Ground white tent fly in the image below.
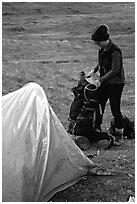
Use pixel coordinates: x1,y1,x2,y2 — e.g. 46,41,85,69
2,82,98,202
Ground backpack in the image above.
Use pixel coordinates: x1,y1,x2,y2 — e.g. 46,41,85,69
70,75,114,148
73,100,114,148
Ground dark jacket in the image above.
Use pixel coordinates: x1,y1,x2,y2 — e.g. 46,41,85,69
94,40,125,85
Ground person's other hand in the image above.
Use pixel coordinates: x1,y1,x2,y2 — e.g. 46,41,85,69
94,79,101,87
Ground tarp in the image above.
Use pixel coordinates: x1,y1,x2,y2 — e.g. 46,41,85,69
2,82,97,202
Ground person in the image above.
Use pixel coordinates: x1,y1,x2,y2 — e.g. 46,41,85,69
86,24,125,145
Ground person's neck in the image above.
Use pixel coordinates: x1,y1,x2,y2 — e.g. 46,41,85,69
104,40,110,50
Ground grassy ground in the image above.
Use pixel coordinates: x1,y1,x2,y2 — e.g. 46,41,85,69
2,2,135,202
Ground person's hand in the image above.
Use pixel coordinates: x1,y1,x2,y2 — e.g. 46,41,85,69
85,75,91,78
85,69,94,78
93,79,101,87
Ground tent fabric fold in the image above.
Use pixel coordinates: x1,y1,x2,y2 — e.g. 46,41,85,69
2,82,97,202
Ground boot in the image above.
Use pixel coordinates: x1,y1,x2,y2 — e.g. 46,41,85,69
115,128,124,140
113,128,124,146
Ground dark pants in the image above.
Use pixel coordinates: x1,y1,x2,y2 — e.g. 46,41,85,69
97,84,124,129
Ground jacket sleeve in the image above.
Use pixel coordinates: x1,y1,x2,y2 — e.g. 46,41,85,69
99,50,121,83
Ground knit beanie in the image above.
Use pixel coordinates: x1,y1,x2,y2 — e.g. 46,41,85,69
91,24,109,42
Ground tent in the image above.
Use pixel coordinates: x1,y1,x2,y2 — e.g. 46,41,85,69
2,82,97,202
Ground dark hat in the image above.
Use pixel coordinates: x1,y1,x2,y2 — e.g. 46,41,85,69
91,24,109,42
